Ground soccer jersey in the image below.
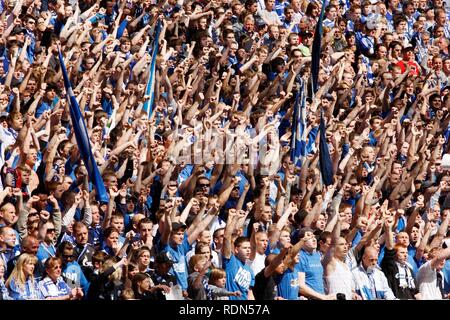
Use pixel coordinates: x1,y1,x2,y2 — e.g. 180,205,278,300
38,276,71,298
274,266,300,300
223,254,255,300
163,234,190,290
297,250,325,294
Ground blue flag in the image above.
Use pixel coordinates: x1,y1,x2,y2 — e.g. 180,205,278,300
311,0,326,94
290,81,307,168
58,49,109,203
142,20,162,118
319,111,333,186
311,1,333,185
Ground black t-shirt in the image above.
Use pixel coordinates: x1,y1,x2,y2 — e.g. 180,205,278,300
253,269,276,300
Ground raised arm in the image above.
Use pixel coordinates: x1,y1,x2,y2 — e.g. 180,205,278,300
222,208,238,259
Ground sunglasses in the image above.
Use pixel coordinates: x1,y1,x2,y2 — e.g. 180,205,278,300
63,254,74,259
198,183,210,187
46,228,56,233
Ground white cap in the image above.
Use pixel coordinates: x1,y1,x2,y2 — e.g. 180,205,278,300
441,153,450,169
366,18,378,30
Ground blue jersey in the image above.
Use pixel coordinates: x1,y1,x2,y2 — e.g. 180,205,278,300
297,250,324,294
8,278,43,300
38,276,71,298
223,254,255,300
163,234,190,290
275,266,300,300
444,259,450,294
62,261,90,294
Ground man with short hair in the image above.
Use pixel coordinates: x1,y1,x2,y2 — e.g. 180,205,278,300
416,246,450,299
296,227,335,300
149,251,177,300
36,221,58,264
0,203,18,228
136,217,154,249
381,219,420,299
352,246,396,300
73,222,96,275
222,208,255,299
160,203,218,294
0,226,20,267
247,230,269,275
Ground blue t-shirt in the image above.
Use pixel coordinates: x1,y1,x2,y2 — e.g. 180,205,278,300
296,250,324,294
444,259,450,294
223,254,255,300
62,261,90,295
163,234,190,290
275,266,300,300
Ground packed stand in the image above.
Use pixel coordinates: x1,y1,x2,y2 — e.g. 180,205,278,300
0,0,450,301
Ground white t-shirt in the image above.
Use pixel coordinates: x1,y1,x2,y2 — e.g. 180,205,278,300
258,10,282,26
186,248,221,269
246,252,266,275
416,261,443,300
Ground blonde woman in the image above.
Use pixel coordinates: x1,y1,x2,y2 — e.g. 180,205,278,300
6,253,43,300
0,259,12,300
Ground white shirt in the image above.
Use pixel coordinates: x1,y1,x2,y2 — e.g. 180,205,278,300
325,260,354,298
258,10,283,26
246,252,266,275
416,261,443,300
186,248,221,269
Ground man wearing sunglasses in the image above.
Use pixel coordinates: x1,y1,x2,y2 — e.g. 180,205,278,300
36,221,59,265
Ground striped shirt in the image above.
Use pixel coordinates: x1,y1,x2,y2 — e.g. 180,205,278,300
38,276,71,298
352,265,396,300
8,278,43,300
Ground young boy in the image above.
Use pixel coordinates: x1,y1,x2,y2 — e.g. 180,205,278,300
208,268,241,300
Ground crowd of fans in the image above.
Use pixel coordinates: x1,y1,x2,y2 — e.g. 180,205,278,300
0,0,450,301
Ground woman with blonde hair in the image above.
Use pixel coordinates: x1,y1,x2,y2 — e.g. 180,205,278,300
6,253,43,300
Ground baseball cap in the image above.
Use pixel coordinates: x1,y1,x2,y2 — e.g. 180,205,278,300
155,251,174,264
0,112,9,119
402,44,414,53
366,18,377,30
11,26,26,35
172,222,187,232
441,154,450,170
